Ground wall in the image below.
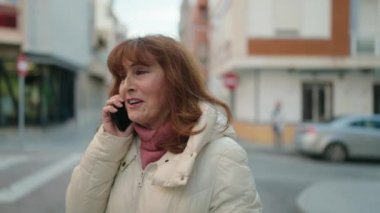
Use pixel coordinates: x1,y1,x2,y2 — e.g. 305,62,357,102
247,0,331,39
24,0,92,68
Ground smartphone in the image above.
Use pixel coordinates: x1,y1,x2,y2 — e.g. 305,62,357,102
110,103,131,131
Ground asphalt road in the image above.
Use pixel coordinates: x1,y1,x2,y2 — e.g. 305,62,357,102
244,143,380,213
0,141,379,213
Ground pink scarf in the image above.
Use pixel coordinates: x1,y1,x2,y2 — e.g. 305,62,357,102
134,122,173,169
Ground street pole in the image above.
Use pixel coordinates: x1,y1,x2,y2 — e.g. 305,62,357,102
18,75,25,149
230,89,235,117
17,53,28,150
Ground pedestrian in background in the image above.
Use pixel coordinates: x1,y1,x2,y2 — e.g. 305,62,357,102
66,35,262,213
271,101,285,149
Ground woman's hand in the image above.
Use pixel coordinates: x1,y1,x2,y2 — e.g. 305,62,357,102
102,95,133,137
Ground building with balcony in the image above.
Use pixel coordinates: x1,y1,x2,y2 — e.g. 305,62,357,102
205,0,380,143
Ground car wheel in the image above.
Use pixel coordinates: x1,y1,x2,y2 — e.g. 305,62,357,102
323,144,347,162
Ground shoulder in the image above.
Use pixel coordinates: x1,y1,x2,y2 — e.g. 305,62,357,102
204,138,263,212
202,137,248,165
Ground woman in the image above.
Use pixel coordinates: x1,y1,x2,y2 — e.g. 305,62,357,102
66,35,262,213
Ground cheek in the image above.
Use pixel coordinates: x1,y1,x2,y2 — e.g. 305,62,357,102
118,81,126,95
155,90,168,112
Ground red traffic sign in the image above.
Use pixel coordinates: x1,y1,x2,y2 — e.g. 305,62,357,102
17,53,29,77
222,71,239,90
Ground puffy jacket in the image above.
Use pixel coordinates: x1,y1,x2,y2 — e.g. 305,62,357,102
66,102,262,213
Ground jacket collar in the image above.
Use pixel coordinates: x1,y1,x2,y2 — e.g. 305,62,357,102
151,102,235,187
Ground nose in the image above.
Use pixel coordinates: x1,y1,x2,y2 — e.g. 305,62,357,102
119,76,135,96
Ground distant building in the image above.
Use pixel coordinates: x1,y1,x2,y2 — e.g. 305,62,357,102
182,0,380,143
179,0,209,80
0,0,125,127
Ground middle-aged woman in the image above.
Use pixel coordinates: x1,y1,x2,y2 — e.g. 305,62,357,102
66,35,262,213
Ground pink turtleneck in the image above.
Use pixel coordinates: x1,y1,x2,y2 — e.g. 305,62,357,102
133,122,173,169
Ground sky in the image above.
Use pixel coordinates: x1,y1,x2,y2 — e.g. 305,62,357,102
113,0,183,39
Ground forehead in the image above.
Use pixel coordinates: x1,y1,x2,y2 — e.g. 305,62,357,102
125,44,156,63
122,58,158,69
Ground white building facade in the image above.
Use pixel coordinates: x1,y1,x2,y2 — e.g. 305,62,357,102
208,0,380,143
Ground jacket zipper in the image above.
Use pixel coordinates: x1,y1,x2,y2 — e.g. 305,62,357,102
135,153,147,213
138,170,146,188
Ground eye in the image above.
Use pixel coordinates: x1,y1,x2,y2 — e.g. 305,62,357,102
135,69,148,75
133,66,149,75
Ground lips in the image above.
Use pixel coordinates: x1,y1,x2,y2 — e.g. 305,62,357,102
126,98,143,106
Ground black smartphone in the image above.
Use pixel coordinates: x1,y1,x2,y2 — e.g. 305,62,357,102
110,103,131,131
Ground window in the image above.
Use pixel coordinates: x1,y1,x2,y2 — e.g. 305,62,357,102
352,0,380,55
374,84,380,114
0,8,17,29
302,82,333,122
350,120,365,128
273,0,301,37
350,119,380,130
367,120,380,130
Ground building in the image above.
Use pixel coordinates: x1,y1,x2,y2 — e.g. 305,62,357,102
179,0,209,80
0,0,125,127
204,0,380,143
79,0,126,125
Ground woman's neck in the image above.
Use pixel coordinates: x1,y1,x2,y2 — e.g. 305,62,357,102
134,121,174,169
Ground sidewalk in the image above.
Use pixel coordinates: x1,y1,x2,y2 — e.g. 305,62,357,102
296,180,380,213
0,110,101,153
240,141,380,213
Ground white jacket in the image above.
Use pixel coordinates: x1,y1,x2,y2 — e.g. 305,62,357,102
66,103,262,213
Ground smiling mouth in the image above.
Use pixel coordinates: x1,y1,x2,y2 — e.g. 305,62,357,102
127,99,143,105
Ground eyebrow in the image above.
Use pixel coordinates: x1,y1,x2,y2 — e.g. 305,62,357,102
130,64,149,69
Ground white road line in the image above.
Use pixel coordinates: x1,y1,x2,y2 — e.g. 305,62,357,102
0,156,28,171
0,153,80,203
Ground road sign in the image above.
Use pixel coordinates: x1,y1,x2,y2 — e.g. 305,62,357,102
222,71,239,90
17,53,29,77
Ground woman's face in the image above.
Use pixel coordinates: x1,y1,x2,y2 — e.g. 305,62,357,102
119,59,169,129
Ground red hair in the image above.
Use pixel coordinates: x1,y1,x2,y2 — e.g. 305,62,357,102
107,35,231,153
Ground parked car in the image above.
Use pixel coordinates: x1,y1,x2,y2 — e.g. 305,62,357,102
295,115,380,162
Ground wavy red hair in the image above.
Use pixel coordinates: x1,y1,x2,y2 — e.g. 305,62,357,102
107,35,231,153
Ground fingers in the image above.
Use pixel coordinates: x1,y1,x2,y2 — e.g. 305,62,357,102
102,95,125,120
102,95,126,135
102,105,118,114
105,95,124,108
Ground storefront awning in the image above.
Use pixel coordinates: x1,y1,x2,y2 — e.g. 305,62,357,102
24,52,81,72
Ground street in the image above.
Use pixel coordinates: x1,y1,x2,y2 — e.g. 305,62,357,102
1,125,380,213
0,151,79,213
244,144,380,213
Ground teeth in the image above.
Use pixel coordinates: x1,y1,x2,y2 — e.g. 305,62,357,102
128,99,140,104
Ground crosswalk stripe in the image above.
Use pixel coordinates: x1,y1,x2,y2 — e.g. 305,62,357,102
0,156,28,171
0,153,81,203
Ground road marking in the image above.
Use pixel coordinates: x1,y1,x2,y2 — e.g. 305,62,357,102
0,156,28,171
0,153,80,203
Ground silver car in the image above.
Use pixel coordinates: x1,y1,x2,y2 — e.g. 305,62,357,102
295,115,380,162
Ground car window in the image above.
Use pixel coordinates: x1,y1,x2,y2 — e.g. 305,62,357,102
349,120,365,128
349,119,380,130
367,120,380,130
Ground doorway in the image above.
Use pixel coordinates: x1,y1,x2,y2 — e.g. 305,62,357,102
374,84,380,114
302,82,333,122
